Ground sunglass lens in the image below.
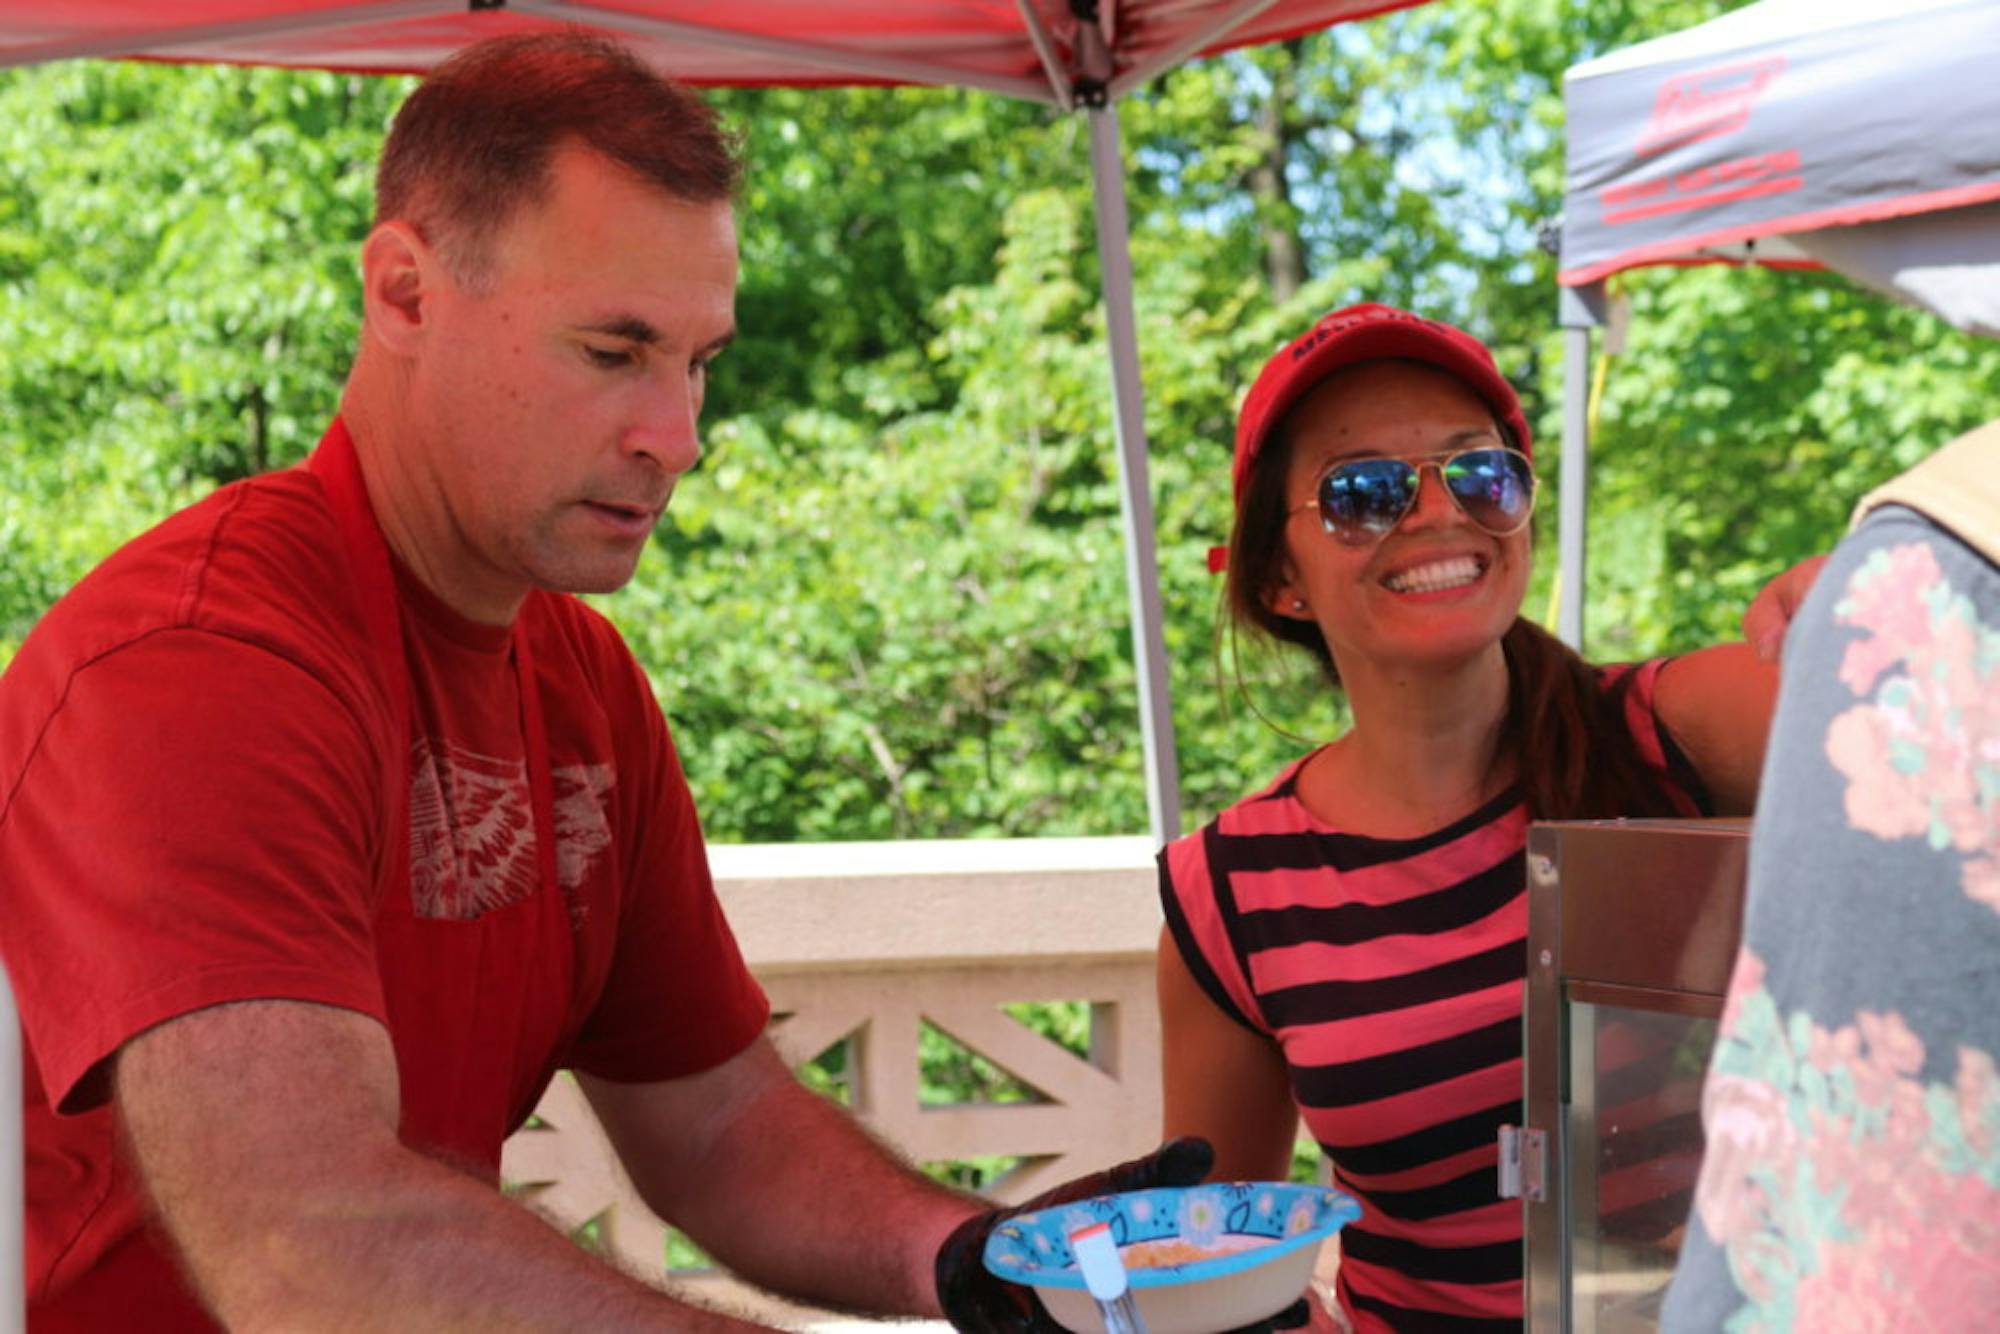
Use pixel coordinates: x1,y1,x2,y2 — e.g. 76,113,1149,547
1443,449,1535,535
1319,459,1418,544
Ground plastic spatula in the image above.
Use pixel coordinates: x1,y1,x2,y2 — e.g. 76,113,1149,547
1069,1221,1149,1334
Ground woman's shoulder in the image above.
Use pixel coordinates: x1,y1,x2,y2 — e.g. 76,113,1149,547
1586,654,1668,692
1210,751,1322,832
1161,752,1321,876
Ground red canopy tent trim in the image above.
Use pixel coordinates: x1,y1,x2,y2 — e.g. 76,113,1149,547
0,0,1426,101
1561,179,2000,290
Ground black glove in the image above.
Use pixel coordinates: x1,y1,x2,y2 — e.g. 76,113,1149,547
934,1136,1312,1333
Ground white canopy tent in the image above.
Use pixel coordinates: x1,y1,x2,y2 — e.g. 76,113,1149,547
1552,0,2000,646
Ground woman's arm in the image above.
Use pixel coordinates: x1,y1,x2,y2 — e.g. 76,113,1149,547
1156,924,1301,1183
1742,554,1830,661
1655,554,1828,813
1653,641,1782,816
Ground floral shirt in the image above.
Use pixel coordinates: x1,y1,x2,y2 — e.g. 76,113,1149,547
1661,500,2000,1330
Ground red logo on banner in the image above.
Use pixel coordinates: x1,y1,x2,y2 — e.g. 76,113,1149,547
1637,57,1787,156
1599,148,1803,225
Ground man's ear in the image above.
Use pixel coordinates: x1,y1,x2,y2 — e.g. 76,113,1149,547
360,220,439,357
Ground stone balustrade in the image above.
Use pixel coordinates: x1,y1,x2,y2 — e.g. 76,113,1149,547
500,836,1168,1321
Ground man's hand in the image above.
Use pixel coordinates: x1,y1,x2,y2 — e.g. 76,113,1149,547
1743,554,1829,661
934,1136,1309,1333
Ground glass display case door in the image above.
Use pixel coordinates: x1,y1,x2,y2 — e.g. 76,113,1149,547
1516,819,1750,1333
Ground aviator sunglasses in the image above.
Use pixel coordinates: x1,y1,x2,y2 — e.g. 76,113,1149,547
1291,445,1537,547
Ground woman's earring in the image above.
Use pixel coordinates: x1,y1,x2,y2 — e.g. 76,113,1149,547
1291,598,1308,612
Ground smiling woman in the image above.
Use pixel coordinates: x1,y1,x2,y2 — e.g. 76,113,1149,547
1154,302,1788,1333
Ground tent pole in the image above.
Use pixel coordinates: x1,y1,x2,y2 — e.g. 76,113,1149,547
1009,0,1077,109
1,964,19,1334
1556,280,1606,650
1086,100,1181,847
1108,0,1286,97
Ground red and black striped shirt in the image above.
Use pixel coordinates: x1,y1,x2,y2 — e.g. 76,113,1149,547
1159,660,1707,1331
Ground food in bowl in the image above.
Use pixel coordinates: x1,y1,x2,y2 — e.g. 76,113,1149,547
982,1182,1362,1334
1121,1235,1268,1268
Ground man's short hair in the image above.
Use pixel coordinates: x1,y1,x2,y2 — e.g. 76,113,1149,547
374,30,741,287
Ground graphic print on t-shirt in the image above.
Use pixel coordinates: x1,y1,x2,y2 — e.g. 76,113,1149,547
553,762,616,929
407,737,616,922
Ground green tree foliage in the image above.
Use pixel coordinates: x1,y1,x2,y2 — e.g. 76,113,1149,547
0,61,404,653
629,186,1162,838
5,0,1999,845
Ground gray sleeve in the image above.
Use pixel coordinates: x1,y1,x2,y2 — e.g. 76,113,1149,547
1661,506,2000,1331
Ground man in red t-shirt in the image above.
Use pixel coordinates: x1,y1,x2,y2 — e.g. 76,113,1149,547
0,33,1213,1333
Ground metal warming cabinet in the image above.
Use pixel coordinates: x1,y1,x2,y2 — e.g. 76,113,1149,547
1503,819,1751,1332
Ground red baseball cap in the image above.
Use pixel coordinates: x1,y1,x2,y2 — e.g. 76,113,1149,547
1230,303,1532,509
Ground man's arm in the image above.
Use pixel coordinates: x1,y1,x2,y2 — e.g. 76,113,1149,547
116,998,774,1332
578,1036,980,1318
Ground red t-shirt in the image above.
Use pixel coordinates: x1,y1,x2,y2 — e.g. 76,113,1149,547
0,421,770,1329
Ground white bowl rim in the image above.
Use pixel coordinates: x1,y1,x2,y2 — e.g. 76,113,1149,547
983,1182,1361,1291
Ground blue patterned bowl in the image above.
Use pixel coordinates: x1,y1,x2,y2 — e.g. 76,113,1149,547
982,1181,1362,1334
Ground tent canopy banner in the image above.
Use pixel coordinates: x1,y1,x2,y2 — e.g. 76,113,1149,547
1558,0,2000,289
1548,0,2000,650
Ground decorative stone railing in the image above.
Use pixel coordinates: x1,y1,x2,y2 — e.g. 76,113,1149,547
500,836,1167,1320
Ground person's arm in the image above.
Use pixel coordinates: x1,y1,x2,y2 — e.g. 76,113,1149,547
116,999,769,1332
578,1035,978,1318
1156,924,1298,1183
1741,554,1830,661
1651,641,1781,816
1651,556,1832,814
